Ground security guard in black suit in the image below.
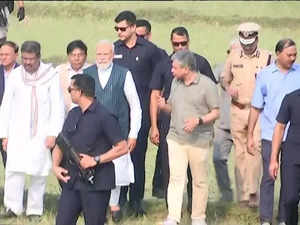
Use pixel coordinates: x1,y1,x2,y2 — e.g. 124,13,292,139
53,74,128,225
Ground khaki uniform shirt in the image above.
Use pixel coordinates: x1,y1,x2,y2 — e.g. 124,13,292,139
167,73,219,147
223,48,272,106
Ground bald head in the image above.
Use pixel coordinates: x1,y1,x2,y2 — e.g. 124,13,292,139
96,40,114,69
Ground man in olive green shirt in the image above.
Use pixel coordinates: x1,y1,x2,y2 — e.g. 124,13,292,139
158,50,219,225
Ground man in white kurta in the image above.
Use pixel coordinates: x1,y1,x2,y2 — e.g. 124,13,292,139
0,41,64,217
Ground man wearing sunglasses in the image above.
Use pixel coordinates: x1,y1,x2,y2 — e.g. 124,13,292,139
113,10,163,217
222,22,272,209
149,26,216,212
136,19,152,41
135,18,170,200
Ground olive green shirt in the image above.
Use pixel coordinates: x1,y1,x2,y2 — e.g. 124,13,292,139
167,73,219,147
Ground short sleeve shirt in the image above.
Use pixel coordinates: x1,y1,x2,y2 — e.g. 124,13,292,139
276,89,300,164
167,73,219,147
223,48,272,105
61,100,123,191
251,63,300,141
150,52,216,100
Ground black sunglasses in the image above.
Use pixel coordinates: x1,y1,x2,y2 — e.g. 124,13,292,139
114,26,129,32
172,41,188,47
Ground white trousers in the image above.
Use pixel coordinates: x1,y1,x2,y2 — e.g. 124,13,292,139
4,171,47,216
109,186,121,207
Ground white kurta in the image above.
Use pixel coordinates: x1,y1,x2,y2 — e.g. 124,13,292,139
0,62,65,176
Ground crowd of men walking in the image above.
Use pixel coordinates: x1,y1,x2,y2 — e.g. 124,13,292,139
0,5,299,225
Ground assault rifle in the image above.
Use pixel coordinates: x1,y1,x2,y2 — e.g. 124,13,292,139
56,133,95,185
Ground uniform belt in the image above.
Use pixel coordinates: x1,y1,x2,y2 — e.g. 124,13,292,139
231,100,250,109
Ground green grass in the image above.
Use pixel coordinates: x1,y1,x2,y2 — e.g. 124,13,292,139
7,1,300,66
0,1,296,224
0,142,283,225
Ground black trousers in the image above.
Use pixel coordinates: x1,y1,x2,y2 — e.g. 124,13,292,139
260,140,285,223
152,112,170,199
281,158,300,225
120,115,150,205
56,188,110,225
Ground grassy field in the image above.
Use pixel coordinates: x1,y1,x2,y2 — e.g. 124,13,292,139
0,1,298,224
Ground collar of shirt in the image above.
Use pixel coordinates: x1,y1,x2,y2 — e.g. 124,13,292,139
271,61,297,74
240,48,260,58
97,63,113,88
67,62,89,76
115,36,145,49
81,98,97,115
67,99,98,130
178,72,201,86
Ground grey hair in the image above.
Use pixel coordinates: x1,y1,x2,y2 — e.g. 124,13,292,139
21,41,41,58
171,50,197,72
96,39,114,53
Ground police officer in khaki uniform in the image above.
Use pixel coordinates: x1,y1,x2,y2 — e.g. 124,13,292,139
222,22,272,207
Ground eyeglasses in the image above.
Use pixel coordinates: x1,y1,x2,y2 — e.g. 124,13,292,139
114,26,129,32
172,41,188,47
68,86,79,93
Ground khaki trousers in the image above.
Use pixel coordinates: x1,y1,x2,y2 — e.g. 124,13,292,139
166,138,209,222
230,105,262,202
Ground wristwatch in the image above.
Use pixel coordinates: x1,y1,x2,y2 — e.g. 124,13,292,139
94,155,101,165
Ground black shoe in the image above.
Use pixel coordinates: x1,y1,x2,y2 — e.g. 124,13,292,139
1,209,17,218
111,210,122,223
27,215,41,222
152,188,165,199
132,201,146,217
187,200,192,214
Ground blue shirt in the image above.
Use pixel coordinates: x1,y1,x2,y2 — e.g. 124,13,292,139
61,100,123,191
251,63,300,141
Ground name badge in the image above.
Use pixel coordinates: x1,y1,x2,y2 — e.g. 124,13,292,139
114,54,123,59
